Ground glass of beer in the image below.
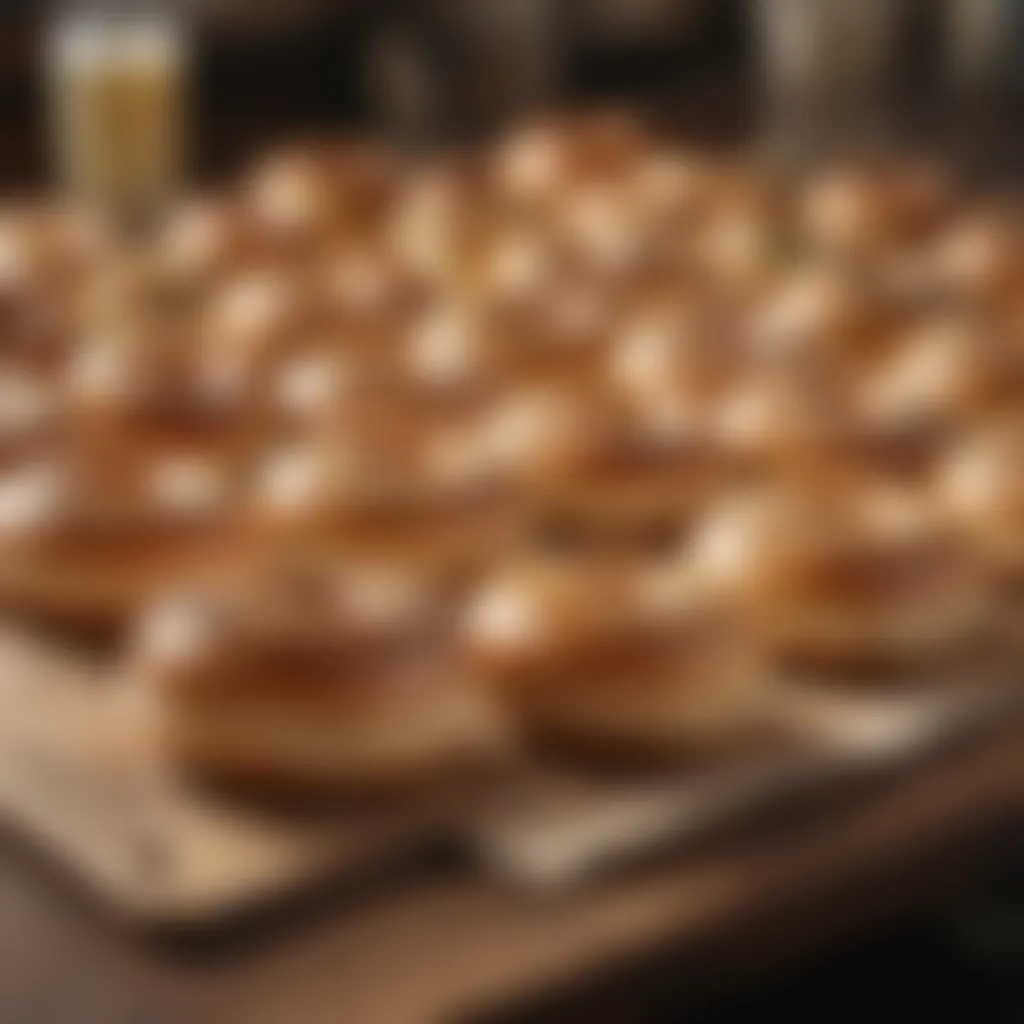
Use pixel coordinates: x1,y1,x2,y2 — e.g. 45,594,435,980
47,6,187,224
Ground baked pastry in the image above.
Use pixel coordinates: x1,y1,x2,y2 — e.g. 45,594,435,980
316,239,428,334
692,482,991,672
463,555,768,757
245,141,398,252
0,443,243,629
608,296,741,420
938,423,1024,587
252,399,513,578
931,208,1023,306
264,343,389,434
484,278,618,386
254,252,438,433
133,559,505,793
625,149,717,234
855,314,1017,463
800,162,952,260
200,265,319,387
746,265,891,378
940,424,1024,654
65,315,263,464
549,178,657,284
472,226,563,312
399,302,509,406
264,303,497,436
0,203,113,300
0,369,60,469
491,113,648,214
695,206,779,304
712,367,856,481
71,243,199,340
490,385,720,533
154,194,261,287
0,204,111,372
389,157,496,291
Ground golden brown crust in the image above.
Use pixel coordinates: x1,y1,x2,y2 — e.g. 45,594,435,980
462,557,768,752
136,559,506,792
0,440,246,625
692,484,990,668
162,703,504,797
938,424,1024,576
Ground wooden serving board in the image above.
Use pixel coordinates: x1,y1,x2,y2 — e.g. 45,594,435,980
0,624,1019,926
0,629,454,925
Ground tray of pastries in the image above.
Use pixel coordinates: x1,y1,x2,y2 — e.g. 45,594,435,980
0,113,1019,925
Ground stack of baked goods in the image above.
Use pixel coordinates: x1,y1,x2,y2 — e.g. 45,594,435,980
0,114,1019,794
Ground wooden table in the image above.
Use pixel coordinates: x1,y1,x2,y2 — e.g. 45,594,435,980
0,710,1021,1024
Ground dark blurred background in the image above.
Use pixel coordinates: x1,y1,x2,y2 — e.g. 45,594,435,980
5,0,749,185
10,0,1024,184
